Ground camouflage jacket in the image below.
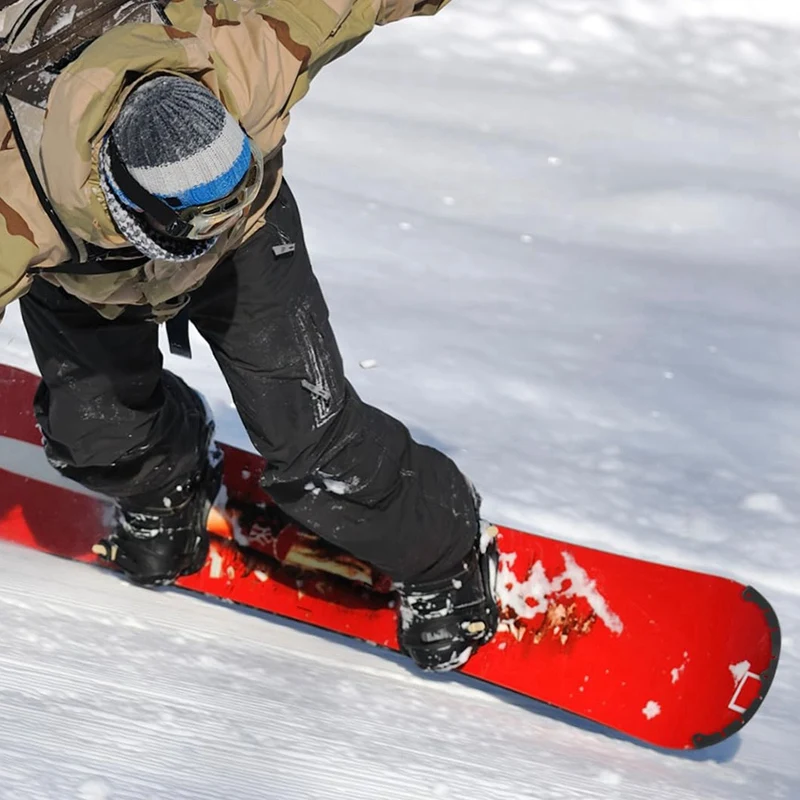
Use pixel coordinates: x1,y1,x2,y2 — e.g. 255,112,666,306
0,0,451,321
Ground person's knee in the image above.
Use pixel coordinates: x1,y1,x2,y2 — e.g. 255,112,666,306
255,382,358,482
259,392,410,511
35,372,211,502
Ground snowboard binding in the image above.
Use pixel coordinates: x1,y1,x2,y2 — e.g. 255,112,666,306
93,442,223,587
396,528,500,672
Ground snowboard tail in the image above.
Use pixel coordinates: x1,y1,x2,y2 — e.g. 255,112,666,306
0,363,781,751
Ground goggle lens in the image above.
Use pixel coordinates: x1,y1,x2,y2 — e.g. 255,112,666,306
182,143,265,240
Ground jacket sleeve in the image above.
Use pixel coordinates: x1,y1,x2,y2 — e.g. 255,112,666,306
163,0,453,145
377,0,453,25
306,0,454,75
300,0,454,74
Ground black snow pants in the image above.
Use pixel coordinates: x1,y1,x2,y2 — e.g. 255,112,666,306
18,181,478,583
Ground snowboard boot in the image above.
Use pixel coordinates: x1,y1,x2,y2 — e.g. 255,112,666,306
397,530,499,672
93,444,223,587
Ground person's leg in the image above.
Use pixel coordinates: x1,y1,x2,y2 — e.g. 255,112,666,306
191,181,497,670
19,278,217,582
189,181,480,585
190,184,478,581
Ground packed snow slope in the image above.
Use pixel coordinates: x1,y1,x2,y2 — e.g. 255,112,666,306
1,0,799,797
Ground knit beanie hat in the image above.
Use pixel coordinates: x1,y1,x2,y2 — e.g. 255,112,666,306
100,75,252,261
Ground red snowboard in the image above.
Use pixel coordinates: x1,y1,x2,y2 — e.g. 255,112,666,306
0,363,780,750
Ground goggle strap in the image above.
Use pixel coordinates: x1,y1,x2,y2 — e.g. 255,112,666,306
106,135,191,238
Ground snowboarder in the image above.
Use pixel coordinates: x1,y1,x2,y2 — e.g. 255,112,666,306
0,0,498,671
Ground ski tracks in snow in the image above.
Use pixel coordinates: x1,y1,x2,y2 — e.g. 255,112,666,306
0,541,796,800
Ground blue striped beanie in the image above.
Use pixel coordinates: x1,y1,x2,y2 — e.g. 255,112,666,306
108,75,251,212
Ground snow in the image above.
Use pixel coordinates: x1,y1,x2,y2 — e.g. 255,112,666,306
496,550,623,634
2,0,800,796
47,4,78,35
321,477,354,496
741,492,793,520
671,659,688,685
643,701,663,720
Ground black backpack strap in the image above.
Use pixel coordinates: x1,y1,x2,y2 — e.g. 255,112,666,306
1,92,80,263
27,255,148,275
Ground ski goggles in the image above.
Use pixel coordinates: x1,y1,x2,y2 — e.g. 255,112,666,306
106,134,265,241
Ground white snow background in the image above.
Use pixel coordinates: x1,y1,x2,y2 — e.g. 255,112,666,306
1,0,799,797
